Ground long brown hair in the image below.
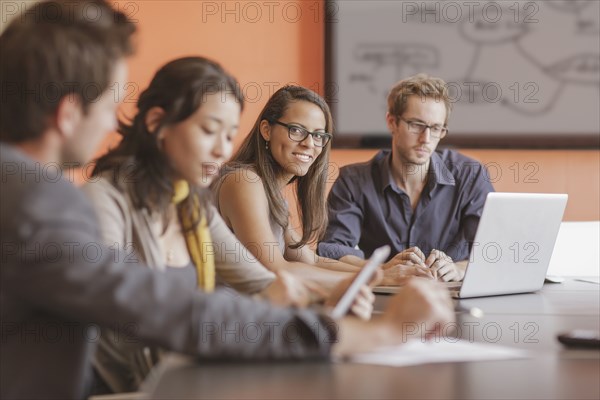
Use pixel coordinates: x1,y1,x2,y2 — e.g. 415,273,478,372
225,85,333,249
93,56,243,229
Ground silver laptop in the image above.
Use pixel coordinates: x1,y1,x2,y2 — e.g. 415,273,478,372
376,193,568,298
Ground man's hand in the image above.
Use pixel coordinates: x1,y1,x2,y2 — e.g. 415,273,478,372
380,247,435,284
425,249,465,282
382,278,455,340
382,247,427,270
330,277,454,358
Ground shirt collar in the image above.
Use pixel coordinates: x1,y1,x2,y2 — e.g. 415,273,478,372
429,151,456,187
378,150,455,194
378,150,401,194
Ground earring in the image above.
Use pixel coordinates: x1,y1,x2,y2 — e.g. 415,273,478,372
265,140,269,150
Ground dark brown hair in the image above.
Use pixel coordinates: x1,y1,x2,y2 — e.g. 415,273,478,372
0,0,136,142
225,85,333,249
93,56,244,229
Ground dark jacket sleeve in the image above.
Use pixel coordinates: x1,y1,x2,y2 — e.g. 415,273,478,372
317,168,365,260
2,178,336,360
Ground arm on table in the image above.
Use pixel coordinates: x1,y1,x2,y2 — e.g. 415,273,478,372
216,172,353,290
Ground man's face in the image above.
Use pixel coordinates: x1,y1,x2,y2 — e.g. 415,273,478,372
387,95,447,166
61,59,128,166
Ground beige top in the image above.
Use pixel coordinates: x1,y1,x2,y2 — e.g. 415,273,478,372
83,175,276,291
82,173,275,392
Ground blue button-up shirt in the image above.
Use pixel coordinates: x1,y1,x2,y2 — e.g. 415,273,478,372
318,149,494,262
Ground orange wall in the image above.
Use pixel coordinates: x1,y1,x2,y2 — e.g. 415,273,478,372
105,0,324,151
102,1,598,221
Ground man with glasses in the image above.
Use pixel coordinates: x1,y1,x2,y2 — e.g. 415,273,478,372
318,74,494,282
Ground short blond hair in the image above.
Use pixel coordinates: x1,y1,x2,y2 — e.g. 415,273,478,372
387,74,452,124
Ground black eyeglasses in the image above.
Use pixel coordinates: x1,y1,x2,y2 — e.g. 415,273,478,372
273,120,332,148
398,117,448,139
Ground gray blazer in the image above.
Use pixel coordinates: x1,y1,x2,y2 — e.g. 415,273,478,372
0,144,336,400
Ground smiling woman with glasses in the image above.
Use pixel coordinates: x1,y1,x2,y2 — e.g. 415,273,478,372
212,85,410,291
212,86,357,283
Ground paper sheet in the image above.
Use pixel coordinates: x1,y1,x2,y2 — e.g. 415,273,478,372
347,339,528,367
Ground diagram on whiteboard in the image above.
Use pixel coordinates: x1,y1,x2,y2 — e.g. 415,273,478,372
332,0,600,136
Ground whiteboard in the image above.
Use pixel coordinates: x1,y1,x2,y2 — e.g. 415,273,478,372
326,0,600,147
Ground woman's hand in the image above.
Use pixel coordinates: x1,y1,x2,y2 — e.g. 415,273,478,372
259,271,327,307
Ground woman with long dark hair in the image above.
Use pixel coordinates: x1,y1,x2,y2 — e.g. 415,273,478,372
214,86,411,288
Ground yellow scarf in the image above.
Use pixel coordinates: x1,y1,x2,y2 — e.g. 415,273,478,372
172,180,215,292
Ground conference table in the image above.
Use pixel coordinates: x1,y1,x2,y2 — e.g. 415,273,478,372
144,279,599,399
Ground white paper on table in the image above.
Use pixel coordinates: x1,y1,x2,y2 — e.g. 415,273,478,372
346,339,529,367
